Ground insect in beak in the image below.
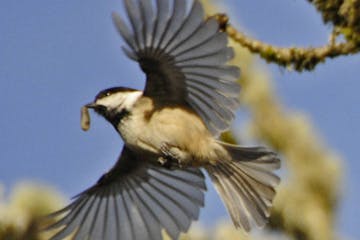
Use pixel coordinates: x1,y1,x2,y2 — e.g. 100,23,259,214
81,105,92,131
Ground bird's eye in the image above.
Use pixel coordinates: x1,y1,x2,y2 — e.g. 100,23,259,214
106,92,111,96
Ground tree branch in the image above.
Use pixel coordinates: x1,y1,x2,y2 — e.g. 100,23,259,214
308,0,360,42
211,4,360,72
226,25,358,71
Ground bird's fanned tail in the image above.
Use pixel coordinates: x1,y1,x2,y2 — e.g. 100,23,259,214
205,142,280,231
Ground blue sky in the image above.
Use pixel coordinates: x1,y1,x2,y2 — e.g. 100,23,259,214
1,0,359,238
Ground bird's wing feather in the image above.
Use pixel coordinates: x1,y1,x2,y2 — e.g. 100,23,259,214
112,0,240,136
45,146,206,240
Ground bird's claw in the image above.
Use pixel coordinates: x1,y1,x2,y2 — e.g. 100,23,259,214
158,143,183,169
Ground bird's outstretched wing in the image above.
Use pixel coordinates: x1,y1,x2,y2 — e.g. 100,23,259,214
46,146,206,240
113,0,240,136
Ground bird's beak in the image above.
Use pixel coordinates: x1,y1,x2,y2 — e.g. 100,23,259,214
85,102,97,109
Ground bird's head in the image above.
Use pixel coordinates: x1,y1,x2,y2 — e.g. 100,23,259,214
85,87,142,126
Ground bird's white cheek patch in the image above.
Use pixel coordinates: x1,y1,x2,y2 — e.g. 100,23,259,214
95,91,142,110
81,106,91,131
122,91,143,109
96,94,125,109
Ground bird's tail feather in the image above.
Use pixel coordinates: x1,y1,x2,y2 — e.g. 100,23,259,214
205,142,280,231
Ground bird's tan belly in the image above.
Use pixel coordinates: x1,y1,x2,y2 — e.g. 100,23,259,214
118,106,219,166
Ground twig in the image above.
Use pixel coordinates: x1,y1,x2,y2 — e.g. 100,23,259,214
210,12,360,71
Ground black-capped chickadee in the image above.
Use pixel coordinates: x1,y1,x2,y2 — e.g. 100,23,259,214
46,0,280,239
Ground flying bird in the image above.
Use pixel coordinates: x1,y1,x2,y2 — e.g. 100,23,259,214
45,0,280,239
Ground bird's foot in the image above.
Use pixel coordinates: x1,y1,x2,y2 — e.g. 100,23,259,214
158,143,184,169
